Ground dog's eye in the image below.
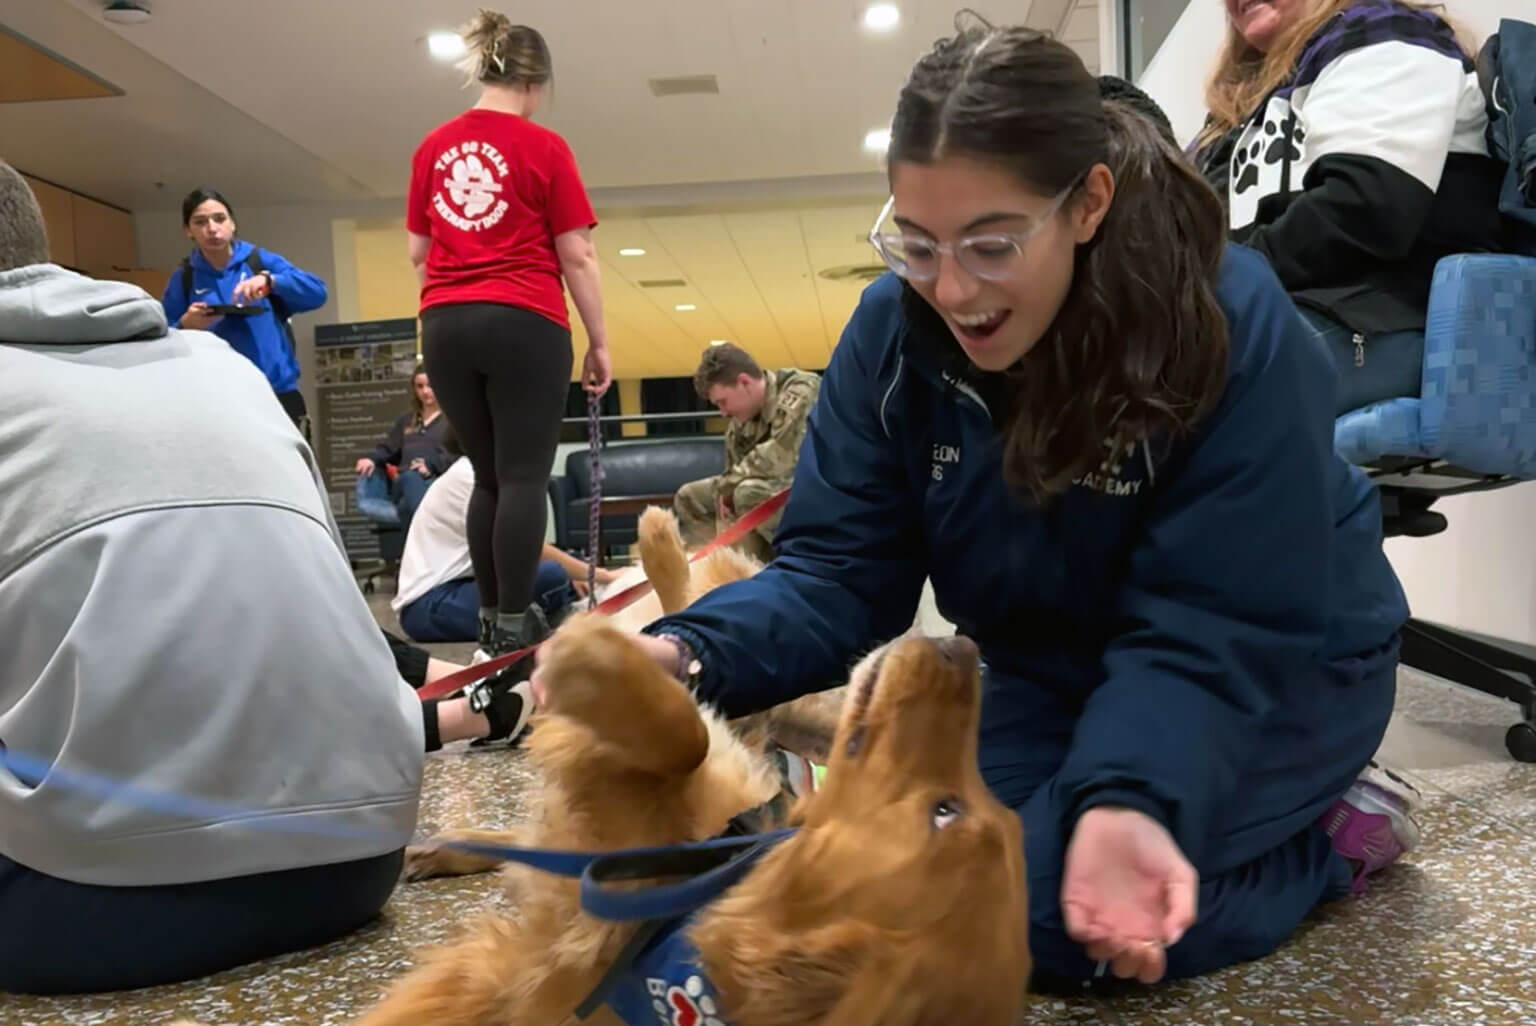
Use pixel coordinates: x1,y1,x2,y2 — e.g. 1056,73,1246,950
932,798,964,830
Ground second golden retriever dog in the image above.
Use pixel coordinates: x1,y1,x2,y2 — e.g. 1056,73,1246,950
178,614,1030,1026
626,506,848,755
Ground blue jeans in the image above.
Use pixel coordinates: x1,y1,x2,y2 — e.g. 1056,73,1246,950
355,469,432,536
399,559,576,643
1297,307,1424,417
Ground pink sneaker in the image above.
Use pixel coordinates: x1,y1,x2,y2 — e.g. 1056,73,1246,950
774,747,826,799
1319,761,1422,895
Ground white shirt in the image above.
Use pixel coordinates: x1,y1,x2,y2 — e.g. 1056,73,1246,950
392,455,475,612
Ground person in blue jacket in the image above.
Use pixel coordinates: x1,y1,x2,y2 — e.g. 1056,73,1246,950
160,187,328,432
620,21,1421,992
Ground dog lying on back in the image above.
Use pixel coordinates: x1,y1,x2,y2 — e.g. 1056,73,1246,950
402,506,842,882
178,614,1030,1026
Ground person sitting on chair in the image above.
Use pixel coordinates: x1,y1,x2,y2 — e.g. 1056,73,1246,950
354,364,453,537
673,343,820,562
1191,0,1505,416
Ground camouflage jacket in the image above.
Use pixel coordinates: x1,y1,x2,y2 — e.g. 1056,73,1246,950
719,368,822,494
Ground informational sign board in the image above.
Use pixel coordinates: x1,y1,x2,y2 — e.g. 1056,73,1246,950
313,317,420,562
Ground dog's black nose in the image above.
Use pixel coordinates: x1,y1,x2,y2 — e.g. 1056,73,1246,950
936,634,979,670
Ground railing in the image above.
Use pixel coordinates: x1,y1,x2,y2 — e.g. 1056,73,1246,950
558,411,718,425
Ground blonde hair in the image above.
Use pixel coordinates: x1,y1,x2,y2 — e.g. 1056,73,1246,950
1199,0,1467,150
457,9,552,89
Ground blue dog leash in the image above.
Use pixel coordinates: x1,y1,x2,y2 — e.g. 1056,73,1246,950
437,828,796,923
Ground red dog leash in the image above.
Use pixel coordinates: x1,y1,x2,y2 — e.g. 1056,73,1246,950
414,477,788,703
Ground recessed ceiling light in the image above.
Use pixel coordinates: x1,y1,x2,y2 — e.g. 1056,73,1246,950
675,304,697,312
427,32,466,60
863,3,900,31
863,128,891,153
102,1,152,25
618,247,646,257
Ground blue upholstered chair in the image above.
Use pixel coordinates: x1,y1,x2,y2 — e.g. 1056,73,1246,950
1334,254,1536,761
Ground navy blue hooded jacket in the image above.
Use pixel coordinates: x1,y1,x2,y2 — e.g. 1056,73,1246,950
647,244,1408,865
159,240,327,394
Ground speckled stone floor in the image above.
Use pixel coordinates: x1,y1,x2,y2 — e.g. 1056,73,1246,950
5,584,1535,1026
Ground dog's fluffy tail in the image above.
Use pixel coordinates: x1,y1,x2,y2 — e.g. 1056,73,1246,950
637,506,692,615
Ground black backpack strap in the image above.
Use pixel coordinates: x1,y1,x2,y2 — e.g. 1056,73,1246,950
179,257,193,308
244,248,301,366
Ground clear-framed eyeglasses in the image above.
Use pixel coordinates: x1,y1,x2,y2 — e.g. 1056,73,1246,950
866,181,1079,284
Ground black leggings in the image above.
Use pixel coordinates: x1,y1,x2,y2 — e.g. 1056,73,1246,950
0,848,402,994
421,303,572,616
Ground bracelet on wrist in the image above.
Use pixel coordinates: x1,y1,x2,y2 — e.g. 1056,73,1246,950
658,633,701,688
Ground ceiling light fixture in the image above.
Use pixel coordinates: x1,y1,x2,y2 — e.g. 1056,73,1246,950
710,339,729,346
618,247,646,257
427,32,466,60
863,128,891,153
102,1,153,25
862,3,900,31
675,304,697,312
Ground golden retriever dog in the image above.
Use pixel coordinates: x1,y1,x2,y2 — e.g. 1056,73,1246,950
177,614,1029,1026
402,506,840,883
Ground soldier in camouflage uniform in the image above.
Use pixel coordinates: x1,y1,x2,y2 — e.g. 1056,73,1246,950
674,343,821,562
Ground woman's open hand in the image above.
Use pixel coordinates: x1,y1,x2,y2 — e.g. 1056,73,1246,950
1061,805,1198,984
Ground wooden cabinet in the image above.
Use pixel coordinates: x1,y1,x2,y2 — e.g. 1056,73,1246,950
107,267,175,297
70,193,136,275
16,172,171,295
21,174,76,267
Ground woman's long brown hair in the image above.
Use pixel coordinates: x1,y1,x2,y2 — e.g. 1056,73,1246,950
890,17,1230,503
1200,0,1468,149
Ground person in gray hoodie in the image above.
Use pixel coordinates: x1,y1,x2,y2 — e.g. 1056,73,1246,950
0,162,528,995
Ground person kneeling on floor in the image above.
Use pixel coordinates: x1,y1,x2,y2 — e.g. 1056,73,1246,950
673,343,820,561
627,23,1422,995
0,161,528,997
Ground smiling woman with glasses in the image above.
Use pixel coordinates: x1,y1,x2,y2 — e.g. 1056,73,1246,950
868,180,1080,285
626,14,1415,1000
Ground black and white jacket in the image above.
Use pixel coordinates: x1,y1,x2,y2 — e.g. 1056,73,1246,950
1195,0,1506,336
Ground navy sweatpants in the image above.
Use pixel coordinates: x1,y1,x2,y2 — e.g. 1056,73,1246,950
0,849,403,994
982,639,1398,987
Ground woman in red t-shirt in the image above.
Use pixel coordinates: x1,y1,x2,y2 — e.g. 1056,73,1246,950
407,11,611,669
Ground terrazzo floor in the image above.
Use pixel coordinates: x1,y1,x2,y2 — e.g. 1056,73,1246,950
5,585,1535,1026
